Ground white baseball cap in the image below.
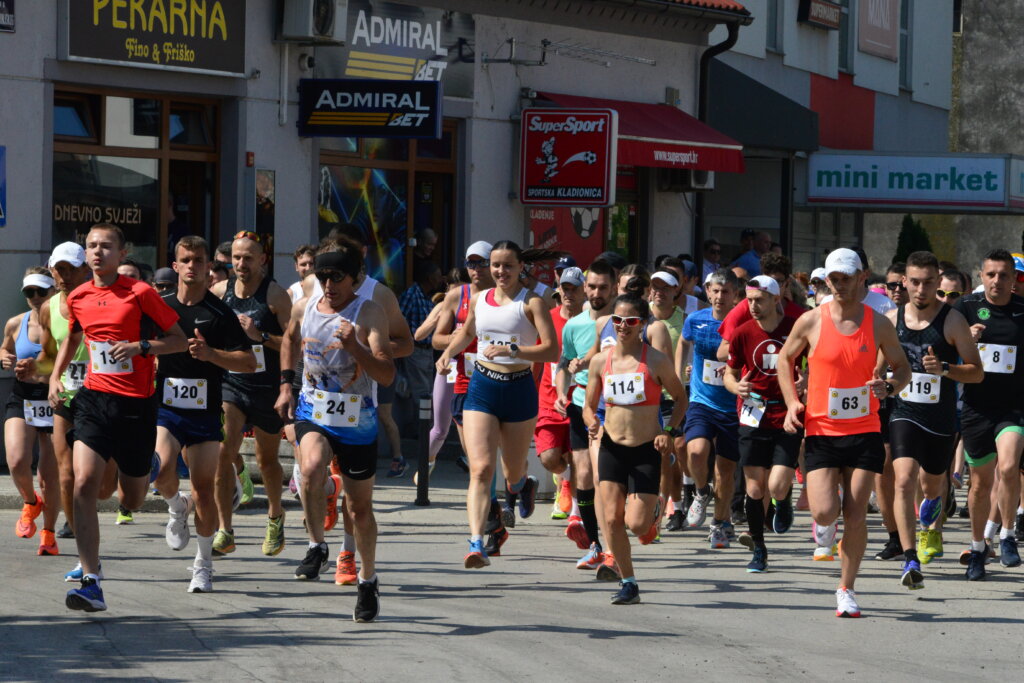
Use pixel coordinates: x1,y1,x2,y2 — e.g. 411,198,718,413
651,271,680,287
824,248,863,276
48,242,85,268
810,267,827,282
465,241,492,260
746,275,780,296
558,266,585,287
23,273,55,291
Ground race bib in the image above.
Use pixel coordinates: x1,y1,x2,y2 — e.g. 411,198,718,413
604,372,646,406
702,359,726,387
479,332,518,348
23,400,54,427
978,343,1016,374
230,344,266,374
89,340,131,374
162,378,208,410
447,359,457,384
63,361,87,391
827,386,870,419
464,352,476,377
312,390,361,428
899,372,941,404
739,396,766,427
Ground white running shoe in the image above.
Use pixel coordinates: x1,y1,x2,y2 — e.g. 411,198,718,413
687,491,712,528
835,587,860,618
165,494,194,551
813,544,837,561
188,562,214,593
812,520,837,548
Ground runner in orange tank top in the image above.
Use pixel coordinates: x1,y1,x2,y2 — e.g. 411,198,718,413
777,248,911,619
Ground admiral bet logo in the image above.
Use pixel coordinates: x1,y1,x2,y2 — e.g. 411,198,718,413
298,79,441,139
520,109,618,207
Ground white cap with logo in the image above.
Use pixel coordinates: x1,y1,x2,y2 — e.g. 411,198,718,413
746,275,780,296
48,242,86,268
465,241,492,260
810,267,827,282
824,248,863,276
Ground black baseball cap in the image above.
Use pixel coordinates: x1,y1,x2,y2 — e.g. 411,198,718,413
555,255,577,272
594,251,628,271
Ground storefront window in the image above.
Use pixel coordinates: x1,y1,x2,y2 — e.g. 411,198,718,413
54,96,96,139
417,130,453,160
362,138,409,162
104,97,160,149
320,137,359,154
170,105,215,147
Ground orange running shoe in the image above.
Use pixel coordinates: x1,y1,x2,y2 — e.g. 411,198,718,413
37,529,59,556
565,515,590,550
638,497,664,545
330,459,341,477
15,493,43,538
334,550,358,585
324,474,341,532
557,479,572,514
596,553,620,582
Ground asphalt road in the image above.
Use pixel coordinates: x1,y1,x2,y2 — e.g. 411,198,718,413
1,469,1022,682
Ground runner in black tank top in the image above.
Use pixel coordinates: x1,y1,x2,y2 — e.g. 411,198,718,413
885,252,983,590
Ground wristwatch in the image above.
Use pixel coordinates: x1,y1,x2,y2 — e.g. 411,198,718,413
884,381,895,396
139,340,151,358
509,343,520,359
941,361,951,377
261,331,270,342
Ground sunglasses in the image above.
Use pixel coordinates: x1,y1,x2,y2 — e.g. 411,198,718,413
155,282,175,290
314,269,347,283
885,282,907,291
937,289,963,299
22,287,49,298
233,230,260,242
464,259,490,269
611,315,643,327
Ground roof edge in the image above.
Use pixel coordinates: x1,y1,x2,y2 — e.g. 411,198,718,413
602,0,754,26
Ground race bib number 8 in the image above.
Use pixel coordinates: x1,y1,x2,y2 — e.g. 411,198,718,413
312,390,361,428
978,344,1016,374
739,397,766,427
89,341,131,374
63,361,87,391
899,372,941,404
163,378,208,410
23,400,54,427
604,372,646,406
827,386,870,419
702,360,726,387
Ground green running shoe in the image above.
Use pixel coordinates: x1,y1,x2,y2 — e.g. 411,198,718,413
262,512,286,556
238,463,255,506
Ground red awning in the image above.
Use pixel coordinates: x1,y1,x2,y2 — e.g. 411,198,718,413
537,92,745,173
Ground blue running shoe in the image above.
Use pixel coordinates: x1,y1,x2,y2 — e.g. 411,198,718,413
919,497,942,527
64,563,103,583
900,559,924,590
66,578,106,612
1000,537,1022,568
517,475,538,519
464,539,490,569
720,520,736,540
772,495,794,534
386,456,408,478
611,580,640,605
747,546,768,573
176,453,190,479
965,550,986,581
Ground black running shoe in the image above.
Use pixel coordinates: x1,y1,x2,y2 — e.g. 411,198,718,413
57,522,75,539
455,455,470,473
965,549,986,581
484,527,509,556
518,475,538,519
485,500,502,534
772,495,794,534
611,580,640,605
295,543,329,580
1017,513,1024,542
354,577,380,623
665,510,686,532
875,537,903,561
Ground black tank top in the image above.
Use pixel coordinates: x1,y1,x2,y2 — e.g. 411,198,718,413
892,304,958,434
222,275,283,387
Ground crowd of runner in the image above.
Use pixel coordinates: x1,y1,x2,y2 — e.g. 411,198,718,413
4,221,1024,619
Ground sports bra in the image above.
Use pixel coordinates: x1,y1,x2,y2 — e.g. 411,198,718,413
602,345,661,407
14,311,42,360
474,287,538,366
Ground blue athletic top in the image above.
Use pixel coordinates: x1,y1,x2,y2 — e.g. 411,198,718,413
682,307,733,413
15,312,42,360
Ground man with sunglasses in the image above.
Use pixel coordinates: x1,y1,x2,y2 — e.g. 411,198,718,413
885,263,910,307
210,231,292,558
702,239,722,281
954,249,1024,578
276,241,394,622
937,270,968,305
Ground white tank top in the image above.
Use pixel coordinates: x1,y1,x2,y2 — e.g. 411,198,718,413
299,293,378,408
474,287,538,366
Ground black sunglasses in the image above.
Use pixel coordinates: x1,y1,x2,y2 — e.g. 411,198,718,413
22,287,49,298
465,259,490,269
937,289,962,299
315,269,347,283
885,282,907,291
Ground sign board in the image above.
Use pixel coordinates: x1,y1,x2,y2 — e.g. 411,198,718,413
797,0,842,30
1008,158,1024,209
61,0,246,76
858,0,899,61
807,153,1007,209
297,79,442,138
0,0,14,33
0,146,6,227
519,109,618,207
529,207,606,284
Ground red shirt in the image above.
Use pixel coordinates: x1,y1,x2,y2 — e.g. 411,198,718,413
725,314,800,430
719,297,806,342
454,285,478,395
67,275,180,398
536,305,571,427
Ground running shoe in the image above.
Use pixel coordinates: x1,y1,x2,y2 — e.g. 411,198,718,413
289,462,300,495
484,527,509,556
951,471,964,489
900,559,924,590
920,529,943,564
686,490,712,528
188,562,214,593
737,531,754,551
577,543,604,570
747,546,768,573
709,524,729,549
772,494,794,534
412,460,437,487
262,512,286,556
1000,537,1022,568
813,520,837,549
385,456,408,478
57,522,74,539
212,529,236,556
565,515,590,550
66,577,106,612
295,543,330,580
324,474,341,532
354,577,380,623
874,537,903,561
765,501,776,533
464,539,490,568
731,507,747,526
64,563,102,582
867,491,879,514
665,509,686,532
238,462,254,506
517,475,538,519
554,479,571,517
720,520,736,539
945,487,957,518
638,497,664,545
965,549,986,581
37,529,59,556
813,544,838,561
1017,512,1024,542
115,505,134,525
919,496,943,528
15,493,43,538
501,504,516,530
835,587,860,618
335,550,358,586
596,554,620,582
550,500,567,520
610,580,640,605
681,486,695,519
455,455,470,473
165,494,194,551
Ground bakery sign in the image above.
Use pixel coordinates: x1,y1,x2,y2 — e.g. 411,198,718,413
519,109,618,207
59,0,246,76
797,0,842,30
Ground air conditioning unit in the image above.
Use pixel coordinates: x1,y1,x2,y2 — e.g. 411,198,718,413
656,168,716,192
281,0,347,44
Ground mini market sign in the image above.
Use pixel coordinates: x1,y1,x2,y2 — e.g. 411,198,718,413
807,152,1024,213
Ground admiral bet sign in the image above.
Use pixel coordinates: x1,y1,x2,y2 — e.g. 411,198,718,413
297,79,441,139
520,109,618,207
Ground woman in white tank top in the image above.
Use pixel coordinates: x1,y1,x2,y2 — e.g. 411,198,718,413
436,240,560,568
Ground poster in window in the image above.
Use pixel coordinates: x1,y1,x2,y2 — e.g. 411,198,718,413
858,0,899,61
529,207,606,286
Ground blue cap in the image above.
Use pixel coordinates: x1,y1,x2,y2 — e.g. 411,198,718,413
555,255,577,271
